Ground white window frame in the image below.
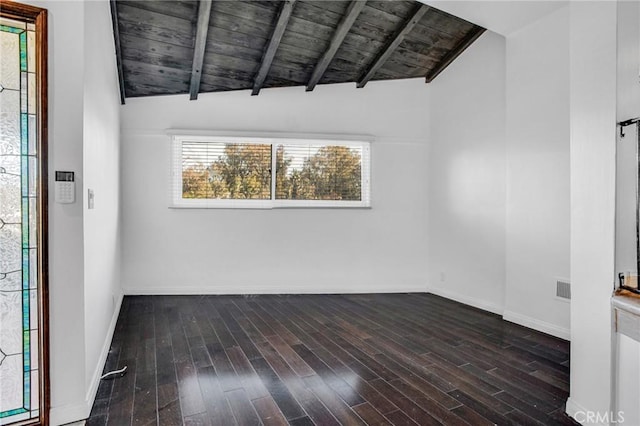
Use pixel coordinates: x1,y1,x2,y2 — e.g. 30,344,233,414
170,133,371,209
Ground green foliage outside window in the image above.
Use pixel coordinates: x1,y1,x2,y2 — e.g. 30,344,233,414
182,143,362,201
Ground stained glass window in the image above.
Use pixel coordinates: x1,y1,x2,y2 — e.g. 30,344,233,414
0,15,40,425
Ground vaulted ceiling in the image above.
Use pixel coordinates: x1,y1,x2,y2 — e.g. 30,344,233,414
110,0,485,102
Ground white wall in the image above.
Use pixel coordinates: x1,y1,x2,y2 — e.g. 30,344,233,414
566,1,617,423
26,1,88,423
120,79,430,294
421,0,568,38
17,1,122,424
504,6,570,339
427,7,573,341
426,32,506,314
82,0,122,412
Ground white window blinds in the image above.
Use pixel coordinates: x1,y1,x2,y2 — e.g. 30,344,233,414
171,135,371,208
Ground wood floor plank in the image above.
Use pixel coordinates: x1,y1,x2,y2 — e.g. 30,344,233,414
226,345,270,400
174,359,206,419
288,417,316,426
196,365,236,425
155,301,183,425
254,340,341,426
206,341,239,392
252,396,289,426
352,402,391,425
493,390,561,425
447,388,514,425
250,357,307,421
450,404,496,426
132,337,158,425
89,294,575,426
225,388,261,425
383,409,420,425
292,343,366,407
105,358,137,426
368,379,442,426
460,364,558,414
387,379,466,426
302,375,366,425
531,368,571,392
156,382,183,426
248,301,301,346
182,412,210,426
265,334,316,377
372,353,461,409
308,332,380,382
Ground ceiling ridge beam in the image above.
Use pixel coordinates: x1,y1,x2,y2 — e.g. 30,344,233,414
252,0,297,96
109,0,126,104
356,3,429,89
306,0,367,92
189,0,212,100
425,26,485,83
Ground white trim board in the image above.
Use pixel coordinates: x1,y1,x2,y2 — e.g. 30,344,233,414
49,401,88,426
503,309,570,340
123,285,428,296
427,286,570,341
426,287,504,316
565,397,609,426
51,291,124,426
85,290,124,408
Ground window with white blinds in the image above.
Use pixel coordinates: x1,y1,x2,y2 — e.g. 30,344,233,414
171,135,371,208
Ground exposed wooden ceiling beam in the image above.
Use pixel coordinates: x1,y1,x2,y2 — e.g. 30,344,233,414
356,4,429,89
109,0,126,104
189,0,212,100
306,0,366,92
425,26,485,83
252,0,296,96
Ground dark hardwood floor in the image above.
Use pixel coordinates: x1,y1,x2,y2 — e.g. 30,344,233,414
87,293,578,426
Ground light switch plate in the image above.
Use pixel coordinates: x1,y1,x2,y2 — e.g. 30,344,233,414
87,188,95,209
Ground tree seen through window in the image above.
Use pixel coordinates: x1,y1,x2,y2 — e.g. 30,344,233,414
181,142,363,201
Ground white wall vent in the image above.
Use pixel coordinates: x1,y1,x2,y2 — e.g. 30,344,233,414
556,280,571,300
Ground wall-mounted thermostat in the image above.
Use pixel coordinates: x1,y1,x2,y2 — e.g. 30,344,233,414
55,171,75,204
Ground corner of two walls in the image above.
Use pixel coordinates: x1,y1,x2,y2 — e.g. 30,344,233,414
80,0,123,423
427,9,571,340
427,31,507,316
46,1,123,422
503,6,571,340
30,0,121,423
567,1,617,421
39,0,87,423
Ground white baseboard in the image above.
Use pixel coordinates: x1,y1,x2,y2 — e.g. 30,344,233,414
426,286,504,316
565,397,609,426
85,289,124,406
565,398,585,424
49,401,89,426
503,309,570,340
51,291,124,426
427,287,570,340
123,284,428,295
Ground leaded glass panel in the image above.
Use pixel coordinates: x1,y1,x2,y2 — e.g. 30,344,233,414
0,17,40,425
0,31,20,90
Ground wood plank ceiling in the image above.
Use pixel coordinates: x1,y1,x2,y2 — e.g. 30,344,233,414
110,0,485,102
